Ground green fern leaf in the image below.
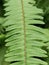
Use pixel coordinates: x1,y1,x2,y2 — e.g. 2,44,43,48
3,0,48,65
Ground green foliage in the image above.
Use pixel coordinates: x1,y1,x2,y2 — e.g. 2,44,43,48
0,46,9,65
35,0,49,28
0,0,49,65
0,0,9,65
0,0,5,45
35,0,49,10
2,0,49,65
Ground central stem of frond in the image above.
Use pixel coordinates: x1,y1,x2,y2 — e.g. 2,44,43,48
21,0,27,65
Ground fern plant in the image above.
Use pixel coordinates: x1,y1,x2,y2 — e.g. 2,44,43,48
2,0,49,65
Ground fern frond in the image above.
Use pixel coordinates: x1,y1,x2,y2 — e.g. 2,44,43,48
3,0,48,65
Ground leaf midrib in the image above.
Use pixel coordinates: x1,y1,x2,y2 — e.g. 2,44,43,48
21,0,27,65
